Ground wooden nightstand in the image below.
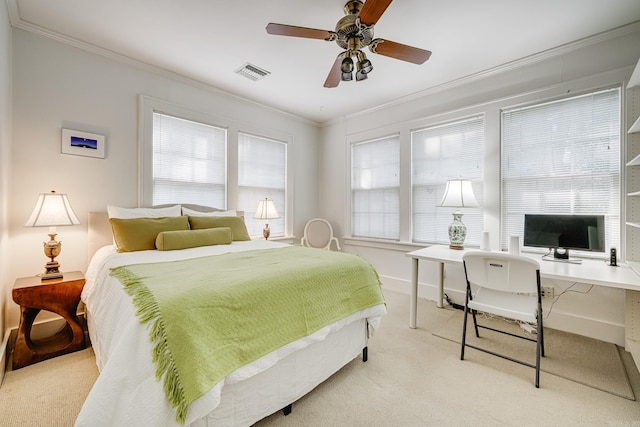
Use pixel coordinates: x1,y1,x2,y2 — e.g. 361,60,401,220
12,271,86,369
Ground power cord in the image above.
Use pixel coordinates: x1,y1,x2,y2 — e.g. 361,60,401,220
544,281,593,319
447,291,539,338
512,282,594,335
444,293,465,311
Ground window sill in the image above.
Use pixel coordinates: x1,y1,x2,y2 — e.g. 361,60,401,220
342,237,429,253
255,236,296,244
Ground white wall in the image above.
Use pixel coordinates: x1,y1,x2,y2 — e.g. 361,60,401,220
320,25,640,346
5,29,320,329
0,0,12,363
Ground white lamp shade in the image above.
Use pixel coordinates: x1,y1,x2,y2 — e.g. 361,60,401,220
253,198,280,220
438,179,480,208
25,191,80,227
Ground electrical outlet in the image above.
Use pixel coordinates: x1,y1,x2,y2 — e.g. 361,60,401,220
541,285,554,298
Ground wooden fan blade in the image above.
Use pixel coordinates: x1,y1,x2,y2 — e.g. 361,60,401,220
358,0,393,26
324,54,344,88
370,39,432,64
266,23,334,40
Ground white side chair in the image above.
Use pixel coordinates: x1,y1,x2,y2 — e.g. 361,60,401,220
301,218,341,251
461,251,545,387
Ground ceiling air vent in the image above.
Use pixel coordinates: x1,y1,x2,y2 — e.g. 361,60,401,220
235,63,270,81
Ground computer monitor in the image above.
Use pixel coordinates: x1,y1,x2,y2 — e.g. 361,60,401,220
523,214,605,262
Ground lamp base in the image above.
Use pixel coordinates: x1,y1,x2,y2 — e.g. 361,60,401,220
42,234,63,280
263,224,271,240
42,261,63,281
448,210,467,250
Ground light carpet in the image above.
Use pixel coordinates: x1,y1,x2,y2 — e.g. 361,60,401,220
433,310,635,400
0,347,98,426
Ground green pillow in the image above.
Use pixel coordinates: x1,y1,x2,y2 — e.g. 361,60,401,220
156,227,233,251
110,216,189,252
188,215,251,241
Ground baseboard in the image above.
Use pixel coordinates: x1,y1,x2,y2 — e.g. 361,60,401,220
0,328,9,384
544,310,625,347
378,274,626,347
379,275,461,302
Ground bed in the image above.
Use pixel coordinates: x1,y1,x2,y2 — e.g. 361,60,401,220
75,205,387,427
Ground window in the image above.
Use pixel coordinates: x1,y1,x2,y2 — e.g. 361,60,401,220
238,132,287,238
501,87,621,253
152,112,227,206
412,116,484,245
351,135,400,240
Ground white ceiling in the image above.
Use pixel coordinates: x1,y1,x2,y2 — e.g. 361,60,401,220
9,0,640,123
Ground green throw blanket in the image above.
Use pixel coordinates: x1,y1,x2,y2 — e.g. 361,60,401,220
110,245,386,423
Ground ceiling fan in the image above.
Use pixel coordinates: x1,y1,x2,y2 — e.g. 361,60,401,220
266,0,432,88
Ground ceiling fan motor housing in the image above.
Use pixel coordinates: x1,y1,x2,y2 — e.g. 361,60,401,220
335,0,374,50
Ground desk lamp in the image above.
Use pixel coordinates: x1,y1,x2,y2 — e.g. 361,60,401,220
253,198,280,239
438,179,480,250
25,191,80,280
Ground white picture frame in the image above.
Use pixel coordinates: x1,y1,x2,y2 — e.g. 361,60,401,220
61,128,105,159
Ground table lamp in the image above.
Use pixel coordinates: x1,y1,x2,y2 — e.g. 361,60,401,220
25,191,80,280
253,198,280,239
438,179,480,250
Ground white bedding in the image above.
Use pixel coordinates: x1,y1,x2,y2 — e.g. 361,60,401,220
76,240,386,426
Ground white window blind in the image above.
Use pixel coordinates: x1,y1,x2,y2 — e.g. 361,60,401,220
152,112,227,206
412,116,484,245
501,87,621,253
351,135,400,240
238,132,286,238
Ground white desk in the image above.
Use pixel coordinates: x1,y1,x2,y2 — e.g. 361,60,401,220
406,245,640,329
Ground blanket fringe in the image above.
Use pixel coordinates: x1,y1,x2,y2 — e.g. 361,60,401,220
111,267,189,424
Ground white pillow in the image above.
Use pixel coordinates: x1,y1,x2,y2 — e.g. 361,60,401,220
181,206,237,217
107,204,182,219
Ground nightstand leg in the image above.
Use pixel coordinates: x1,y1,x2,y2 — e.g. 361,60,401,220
12,307,85,370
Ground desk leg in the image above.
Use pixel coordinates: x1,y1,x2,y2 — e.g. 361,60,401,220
410,258,418,329
437,262,445,308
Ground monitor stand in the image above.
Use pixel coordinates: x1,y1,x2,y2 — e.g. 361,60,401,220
541,248,582,264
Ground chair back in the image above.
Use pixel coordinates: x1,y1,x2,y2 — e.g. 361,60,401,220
302,218,336,250
463,251,540,294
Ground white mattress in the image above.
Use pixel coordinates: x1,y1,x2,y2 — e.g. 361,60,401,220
76,240,386,426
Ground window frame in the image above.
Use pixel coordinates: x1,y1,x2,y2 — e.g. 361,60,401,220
349,134,401,241
139,96,229,207
410,114,485,246
500,86,622,256
237,131,288,239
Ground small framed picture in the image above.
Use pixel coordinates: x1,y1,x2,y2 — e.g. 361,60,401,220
61,128,105,159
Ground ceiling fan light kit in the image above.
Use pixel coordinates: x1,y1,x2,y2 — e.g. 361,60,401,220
266,0,431,88
341,56,354,74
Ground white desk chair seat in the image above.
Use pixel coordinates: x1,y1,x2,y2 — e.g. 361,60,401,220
301,218,341,251
469,288,538,324
461,251,545,388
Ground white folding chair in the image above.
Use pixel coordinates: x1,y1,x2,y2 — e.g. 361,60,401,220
461,251,545,387
300,218,341,251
